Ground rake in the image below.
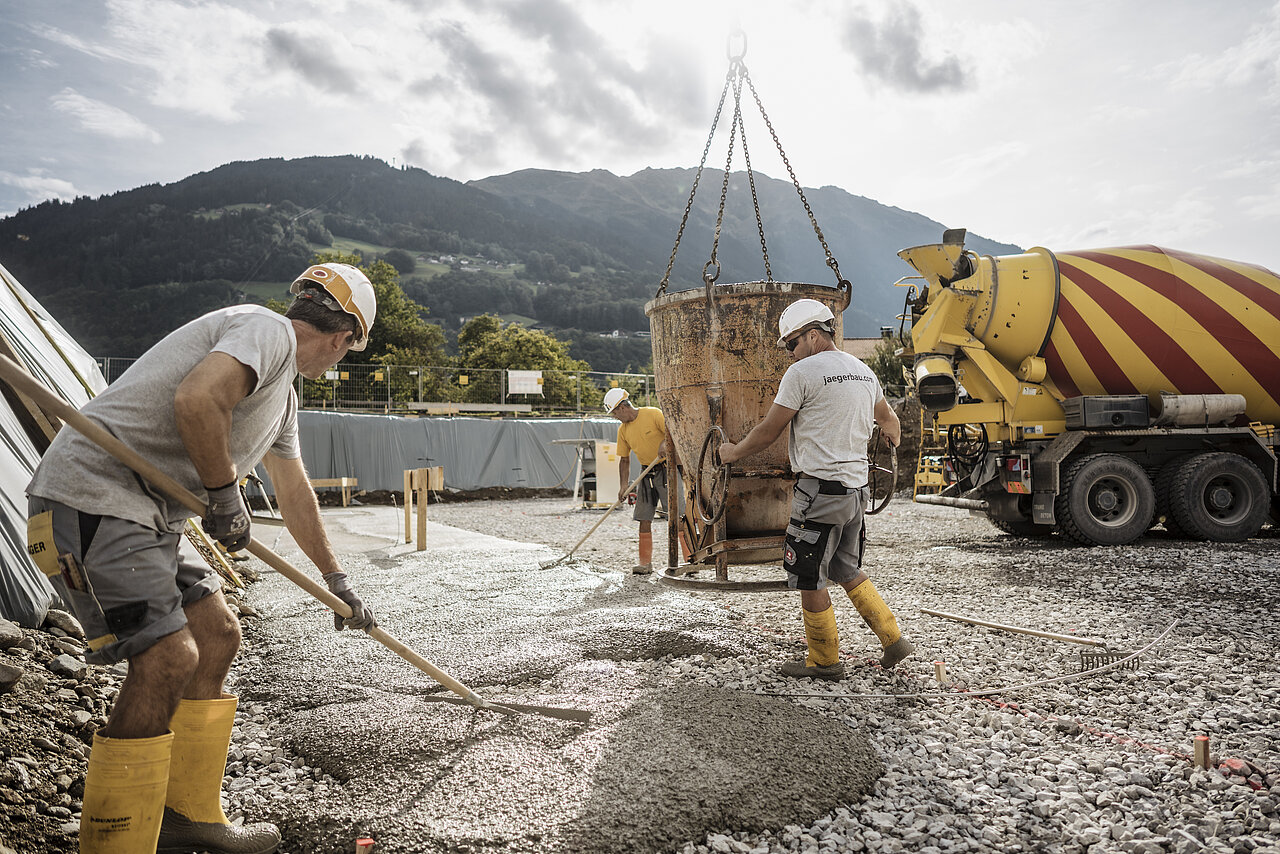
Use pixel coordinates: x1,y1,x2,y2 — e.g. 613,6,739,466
539,457,662,569
920,608,1141,672
0,354,590,723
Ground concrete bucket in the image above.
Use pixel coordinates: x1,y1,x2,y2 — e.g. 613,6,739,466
645,280,850,589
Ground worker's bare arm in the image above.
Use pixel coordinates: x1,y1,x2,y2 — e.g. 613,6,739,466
718,403,798,464
873,397,901,447
262,453,342,577
174,353,256,488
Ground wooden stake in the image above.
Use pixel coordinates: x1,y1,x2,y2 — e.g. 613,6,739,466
1194,735,1211,770
933,660,947,683
415,469,427,552
355,837,375,853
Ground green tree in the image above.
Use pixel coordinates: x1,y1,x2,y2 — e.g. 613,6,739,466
309,252,448,367
267,252,451,408
867,337,907,396
455,314,599,410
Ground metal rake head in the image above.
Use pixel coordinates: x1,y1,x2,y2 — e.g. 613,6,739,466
1079,649,1141,672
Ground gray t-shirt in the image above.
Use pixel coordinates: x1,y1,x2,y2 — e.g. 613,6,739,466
28,306,300,532
774,348,882,487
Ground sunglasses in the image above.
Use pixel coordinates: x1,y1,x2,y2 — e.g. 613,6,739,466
784,331,806,352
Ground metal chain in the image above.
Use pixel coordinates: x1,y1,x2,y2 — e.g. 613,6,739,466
734,79,772,282
658,34,848,299
705,65,745,286
743,71,847,289
657,69,734,297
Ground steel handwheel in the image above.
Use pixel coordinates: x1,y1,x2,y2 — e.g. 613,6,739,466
866,425,897,516
695,426,732,526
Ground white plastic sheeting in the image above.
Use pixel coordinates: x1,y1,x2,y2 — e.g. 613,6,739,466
0,261,108,627
296,411,619,492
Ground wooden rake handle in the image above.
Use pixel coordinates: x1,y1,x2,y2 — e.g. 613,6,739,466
0,354,513,716
562,456,664,561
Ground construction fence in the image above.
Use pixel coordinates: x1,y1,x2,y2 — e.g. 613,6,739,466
95,358,658,416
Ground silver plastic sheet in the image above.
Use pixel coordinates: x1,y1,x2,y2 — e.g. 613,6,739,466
297,411,618,492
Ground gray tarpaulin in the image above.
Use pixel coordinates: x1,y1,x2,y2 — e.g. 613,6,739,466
296,411,619,492
0,261,108,627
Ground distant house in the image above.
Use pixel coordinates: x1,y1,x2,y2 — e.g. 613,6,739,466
841,337,885,360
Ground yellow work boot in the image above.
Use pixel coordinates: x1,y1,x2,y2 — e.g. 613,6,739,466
779,605,845,681
848,579,915,669
80,731,173,853
158,695,280,854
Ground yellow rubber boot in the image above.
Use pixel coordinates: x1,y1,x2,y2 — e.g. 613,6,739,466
780,605,844,680
848,579,915,668
80,731,173,853
159,695,280,854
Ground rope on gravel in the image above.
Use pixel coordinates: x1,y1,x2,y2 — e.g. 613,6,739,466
756,619,1179,702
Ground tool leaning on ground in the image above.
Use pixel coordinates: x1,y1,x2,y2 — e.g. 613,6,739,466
0,354,590,724
539,457,664,569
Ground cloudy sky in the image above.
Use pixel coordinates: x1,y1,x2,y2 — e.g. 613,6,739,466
3,0,1279,269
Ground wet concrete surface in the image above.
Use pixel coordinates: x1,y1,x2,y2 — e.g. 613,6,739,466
236,507,882,853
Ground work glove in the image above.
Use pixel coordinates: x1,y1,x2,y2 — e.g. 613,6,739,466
202,482,250,552
323,571,376,631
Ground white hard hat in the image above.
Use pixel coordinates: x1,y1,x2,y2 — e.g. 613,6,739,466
603,387,630,414
290,263,378,351
777,298,835,347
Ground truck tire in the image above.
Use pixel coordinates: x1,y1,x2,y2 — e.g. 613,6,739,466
1056,454,1155,546
1152,456,1193,538
1168,452,1269,542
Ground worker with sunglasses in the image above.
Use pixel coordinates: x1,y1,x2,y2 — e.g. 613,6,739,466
719,298,912,680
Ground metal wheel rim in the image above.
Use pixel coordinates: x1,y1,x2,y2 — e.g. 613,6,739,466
866,425,896,516
1087,476,1140,527
1201,474,1251,525
695,426,731,526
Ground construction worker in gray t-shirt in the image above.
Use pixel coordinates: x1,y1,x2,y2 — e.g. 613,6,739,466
26,263,378,854
719,298,914,681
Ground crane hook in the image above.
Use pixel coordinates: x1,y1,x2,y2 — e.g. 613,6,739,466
726,28,747,62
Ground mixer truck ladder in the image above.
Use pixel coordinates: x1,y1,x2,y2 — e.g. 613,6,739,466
913,406,948,499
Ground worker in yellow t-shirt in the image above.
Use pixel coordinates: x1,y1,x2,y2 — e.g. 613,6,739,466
603,388,688,573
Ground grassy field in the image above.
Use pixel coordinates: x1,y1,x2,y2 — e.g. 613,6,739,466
236,281,291,304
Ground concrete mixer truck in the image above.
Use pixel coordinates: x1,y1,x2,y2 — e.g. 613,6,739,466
897,228,1280,546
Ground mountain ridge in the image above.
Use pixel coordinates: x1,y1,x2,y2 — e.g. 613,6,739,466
0,155,1020,367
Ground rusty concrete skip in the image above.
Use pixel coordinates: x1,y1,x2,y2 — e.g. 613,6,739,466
237,508,884,853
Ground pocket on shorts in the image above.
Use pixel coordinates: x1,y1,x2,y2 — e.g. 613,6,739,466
783,517,833,590
28,511,119,652
26,511,61,577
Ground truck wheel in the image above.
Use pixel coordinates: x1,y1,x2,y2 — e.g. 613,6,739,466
1168,452,1269,542
988,516,1055,538
1152,456,1193,537
1056,454,1155,546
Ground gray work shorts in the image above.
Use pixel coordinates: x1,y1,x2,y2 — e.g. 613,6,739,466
27,497,221,665
633,464,685,522
782,477,868,591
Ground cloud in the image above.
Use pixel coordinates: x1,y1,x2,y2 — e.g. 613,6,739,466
0,170,81,211
50,89,163,142
840,3,972,93
1163,3,1280,100
404,1,706,174
265,28,359,95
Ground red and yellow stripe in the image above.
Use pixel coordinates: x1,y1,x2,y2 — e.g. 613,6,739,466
1041,246,1280,424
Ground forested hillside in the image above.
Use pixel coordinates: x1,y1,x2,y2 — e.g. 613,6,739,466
0,155,1018,370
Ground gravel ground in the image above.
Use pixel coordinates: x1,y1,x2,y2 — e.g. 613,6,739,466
425,496,1280,854
3,494,1278,853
